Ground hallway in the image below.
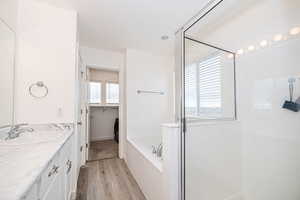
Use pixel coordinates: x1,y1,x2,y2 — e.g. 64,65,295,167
88,140,119,161
76,158,146,200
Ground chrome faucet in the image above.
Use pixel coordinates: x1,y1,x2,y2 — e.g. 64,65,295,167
152,143,163,158
60,123,72,130
156,143,163,158
151,145,157,154
6,123,34,140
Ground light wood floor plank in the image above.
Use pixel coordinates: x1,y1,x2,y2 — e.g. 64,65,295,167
105,158,133,200
88,140,118,161
98,161,114,200
76,166,88,200
116,159,146,200
76,158,146,200
86,161,103,200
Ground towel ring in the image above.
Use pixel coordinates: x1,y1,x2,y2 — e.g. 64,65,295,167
29,81,49,99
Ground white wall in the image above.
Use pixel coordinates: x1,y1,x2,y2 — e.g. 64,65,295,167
125,49,174,142
0,0,19,31
15,0,78,124
125,48,174,200
90,107,118,141
238,39,300,200
162,124,180,200
89,68,119,82
80,46,124,70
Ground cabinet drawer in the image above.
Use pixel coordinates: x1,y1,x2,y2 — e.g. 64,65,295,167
40,154,60,196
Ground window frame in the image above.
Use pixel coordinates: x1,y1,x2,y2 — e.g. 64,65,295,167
184,37,237,122
185,53,222,119
105,80,120,105
88,81,102,104
88,80,120,106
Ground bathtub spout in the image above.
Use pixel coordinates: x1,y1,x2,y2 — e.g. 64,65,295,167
156,143,163,158
151,145,157,154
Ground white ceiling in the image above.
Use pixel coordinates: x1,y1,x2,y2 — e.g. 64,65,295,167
37,0,210,55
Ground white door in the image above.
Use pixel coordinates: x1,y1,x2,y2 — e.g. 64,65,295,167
78,55,87,165
85,68,90,160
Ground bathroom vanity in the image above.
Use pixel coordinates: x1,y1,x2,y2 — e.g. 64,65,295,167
0,124,75,200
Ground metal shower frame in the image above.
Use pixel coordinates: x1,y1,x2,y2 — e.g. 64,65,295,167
176,0,238,199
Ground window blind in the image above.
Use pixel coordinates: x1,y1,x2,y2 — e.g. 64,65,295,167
198,55,221,112
185,64,197,116
89,82,101,104
185,54,222,117
106,83,119,104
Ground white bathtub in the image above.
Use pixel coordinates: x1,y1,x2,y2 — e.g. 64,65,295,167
125,124,180,200
127,137,163,171
126,137,165,200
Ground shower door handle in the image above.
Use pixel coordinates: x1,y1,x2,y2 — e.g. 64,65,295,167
77,121,82,125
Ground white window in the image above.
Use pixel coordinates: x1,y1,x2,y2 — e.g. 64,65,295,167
106,82,119,104
89,82,101,104
185,63,198,116
185,54,222,118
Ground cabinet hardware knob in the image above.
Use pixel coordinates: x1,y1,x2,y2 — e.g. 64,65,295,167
48,165,59,177
67,160,72,174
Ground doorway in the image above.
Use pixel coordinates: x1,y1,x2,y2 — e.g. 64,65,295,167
86,68,120,161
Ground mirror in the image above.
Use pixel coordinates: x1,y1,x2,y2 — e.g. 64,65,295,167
0,19,15,128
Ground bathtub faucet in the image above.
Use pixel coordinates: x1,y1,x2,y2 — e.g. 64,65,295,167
156,143,163,158
152,143,163,158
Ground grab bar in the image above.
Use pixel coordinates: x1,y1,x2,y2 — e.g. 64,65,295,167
137,90,164,95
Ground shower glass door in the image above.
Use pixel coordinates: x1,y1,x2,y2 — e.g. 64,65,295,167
182,0,300,200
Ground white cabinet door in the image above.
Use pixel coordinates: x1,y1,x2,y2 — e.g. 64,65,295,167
62,155,73,200
42,174,62,200
41,136,74,200
60,136,74,200
66,137,74,200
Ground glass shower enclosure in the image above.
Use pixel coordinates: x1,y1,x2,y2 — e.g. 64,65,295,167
177,0,300,200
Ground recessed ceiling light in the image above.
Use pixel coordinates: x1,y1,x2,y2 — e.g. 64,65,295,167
161,35,169,40
289,27,300,35
227,54,234,59
260,40,268,47
237,49,244,55
273,34,283,42
248,45,255,51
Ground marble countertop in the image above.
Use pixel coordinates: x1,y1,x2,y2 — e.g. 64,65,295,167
0,124,74,200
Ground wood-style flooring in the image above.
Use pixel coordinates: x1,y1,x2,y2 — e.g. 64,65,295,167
88,140,118,161
76,158,146,200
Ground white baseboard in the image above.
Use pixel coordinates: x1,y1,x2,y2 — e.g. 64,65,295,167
91,136,114,141
224,193,243,200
